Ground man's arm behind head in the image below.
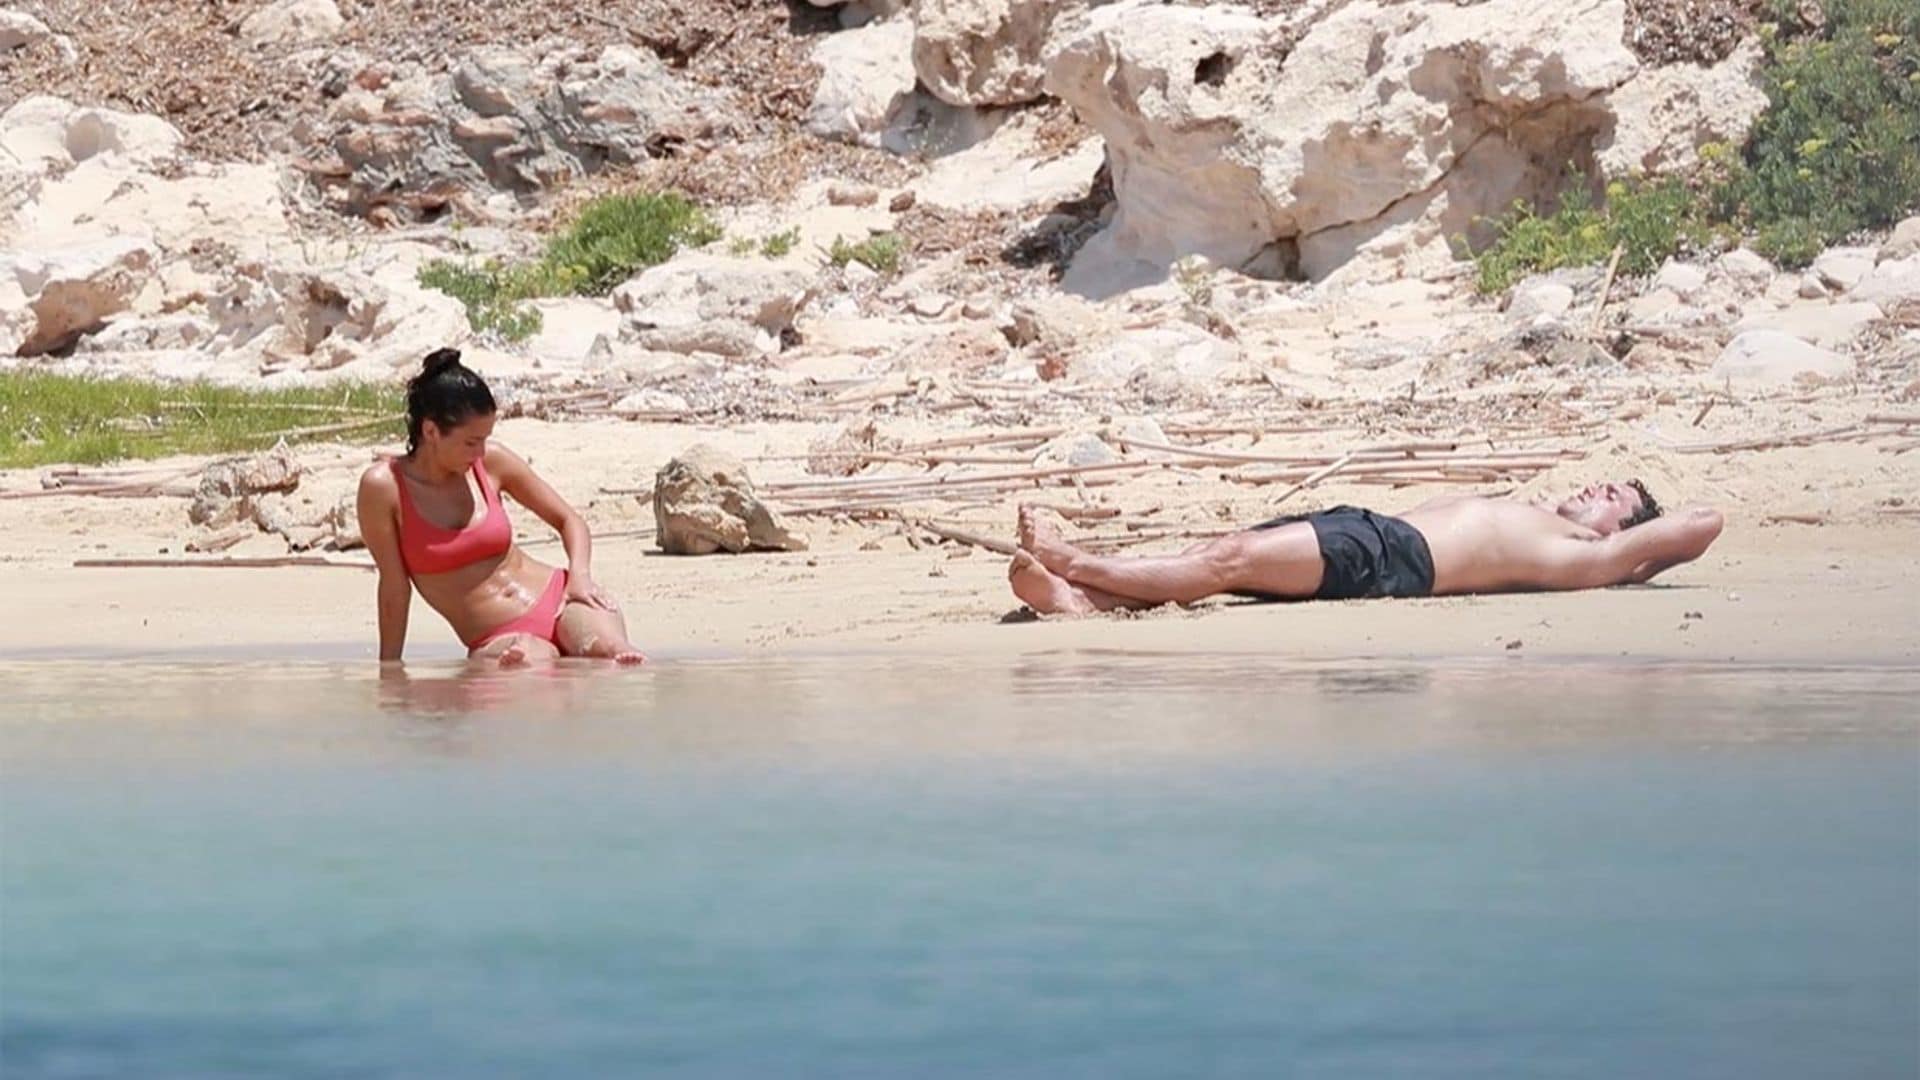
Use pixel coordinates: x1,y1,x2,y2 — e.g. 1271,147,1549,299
1605,507,1726,585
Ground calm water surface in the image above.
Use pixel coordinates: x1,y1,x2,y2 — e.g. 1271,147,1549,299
2,654,1916,1079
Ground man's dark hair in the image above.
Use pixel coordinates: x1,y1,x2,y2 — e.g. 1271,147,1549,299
405,347,495,452
1621,478,1663,530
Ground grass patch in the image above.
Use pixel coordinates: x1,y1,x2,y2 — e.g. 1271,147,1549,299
760,227,801,258
828,232,907,275
0,372,404,469
725,227,802,260
1468,0,1920,289
1465,176,1700,294
419,190,722,341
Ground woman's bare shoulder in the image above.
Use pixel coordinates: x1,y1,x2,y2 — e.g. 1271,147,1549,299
357,458,399,502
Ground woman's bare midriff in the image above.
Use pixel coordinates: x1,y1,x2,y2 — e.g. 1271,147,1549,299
410,546,558,644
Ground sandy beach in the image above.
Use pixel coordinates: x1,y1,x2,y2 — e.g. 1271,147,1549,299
6,405,1916,666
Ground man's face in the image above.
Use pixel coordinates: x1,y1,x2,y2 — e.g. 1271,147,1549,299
1556,480,1644,535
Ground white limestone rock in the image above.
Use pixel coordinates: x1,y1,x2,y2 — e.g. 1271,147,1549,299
1713,329,1853,385
806,17,917,147
653,444,808,555
1732,302,1884,350
1,237,158,356
914,0,1083,107
239,0,345,49
1849,255,1920,308
613,256,814,357
1042,0,1763,292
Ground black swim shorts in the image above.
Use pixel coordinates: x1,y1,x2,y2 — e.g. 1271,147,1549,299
1249,505,1435,600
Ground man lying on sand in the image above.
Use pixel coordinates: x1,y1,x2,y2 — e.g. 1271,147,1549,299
1008,481,1725,614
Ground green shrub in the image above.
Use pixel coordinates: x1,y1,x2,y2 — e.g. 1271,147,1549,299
416,259,545,343
828,232,906,274
419,191,721,337
538,191,722,295
760,227,801,258
1465,176,1697,294
1719,0,1920,266
1465,0,1919,289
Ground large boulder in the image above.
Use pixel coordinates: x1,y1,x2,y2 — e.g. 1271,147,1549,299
1,237,157,356
653,444,808,555
807,17,918,147
239,0,345,49
1849,255,1920,308
1732,302,1883,350
1594,40,1769,177
317,45,729,219
0,11,74,59
612,256,814,357
1712,330,1853,386
1881,216,1920,263
203,262,469,375
1043,0,1767,292
914,0,1084,107
1810,246,1878,293
11,156,290,257
0,96,182,177
188,444,304,529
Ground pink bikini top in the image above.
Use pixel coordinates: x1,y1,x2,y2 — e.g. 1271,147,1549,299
391,457,512,576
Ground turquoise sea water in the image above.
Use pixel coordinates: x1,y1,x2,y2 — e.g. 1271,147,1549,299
2,655,1915,1078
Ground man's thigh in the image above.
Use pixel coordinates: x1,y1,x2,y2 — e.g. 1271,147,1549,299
1228,521,1324,598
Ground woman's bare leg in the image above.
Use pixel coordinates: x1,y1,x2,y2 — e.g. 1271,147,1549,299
469,632,560,668
1018,505,1324,604
557,603,646,664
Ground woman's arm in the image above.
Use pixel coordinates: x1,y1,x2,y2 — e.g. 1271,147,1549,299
356,466,413,661
488,444,617,610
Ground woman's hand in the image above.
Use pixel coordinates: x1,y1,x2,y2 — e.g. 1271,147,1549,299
566,573,620,612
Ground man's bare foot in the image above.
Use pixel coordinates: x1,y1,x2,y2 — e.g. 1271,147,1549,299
1017,504,1083,578
1008,549,1098,616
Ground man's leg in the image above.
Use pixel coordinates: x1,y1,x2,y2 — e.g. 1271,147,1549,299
1018,506,1324,605
1008,550,1158,615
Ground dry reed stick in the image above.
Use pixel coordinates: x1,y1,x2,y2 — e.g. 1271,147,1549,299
1589,244,1625,330
894,427,1067,453
73,556,374,570
1268,453,1355,507
913,519,1018,556
764,459,1161,495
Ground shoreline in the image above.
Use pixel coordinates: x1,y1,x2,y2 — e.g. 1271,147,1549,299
4,521,1916,667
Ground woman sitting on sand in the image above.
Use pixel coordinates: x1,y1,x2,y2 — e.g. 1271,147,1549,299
357,348,644,666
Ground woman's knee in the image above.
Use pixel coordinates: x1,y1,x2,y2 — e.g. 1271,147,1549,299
557,603,629,657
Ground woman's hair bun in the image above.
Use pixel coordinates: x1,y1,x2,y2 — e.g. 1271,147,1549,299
421,347,463,378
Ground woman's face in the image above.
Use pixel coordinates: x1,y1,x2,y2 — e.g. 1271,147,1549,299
421,412,497,471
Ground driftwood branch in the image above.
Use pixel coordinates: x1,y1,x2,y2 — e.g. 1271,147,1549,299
73,556,375,570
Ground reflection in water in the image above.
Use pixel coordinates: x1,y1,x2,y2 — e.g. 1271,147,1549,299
1,655,1915,768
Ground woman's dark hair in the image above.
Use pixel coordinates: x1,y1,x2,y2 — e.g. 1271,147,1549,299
405,348,495,453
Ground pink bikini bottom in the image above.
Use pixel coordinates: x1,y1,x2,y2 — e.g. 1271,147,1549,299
466,570,568,650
